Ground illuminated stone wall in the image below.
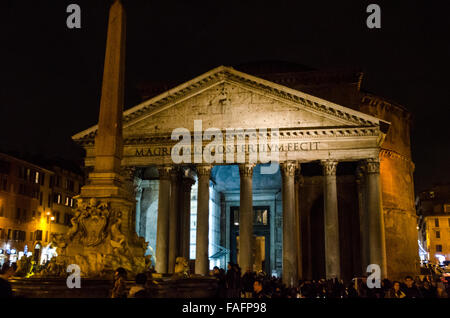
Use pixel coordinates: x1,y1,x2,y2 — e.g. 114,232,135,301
359,95,418,280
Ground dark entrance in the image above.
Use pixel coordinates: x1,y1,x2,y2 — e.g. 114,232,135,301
230,206,270,273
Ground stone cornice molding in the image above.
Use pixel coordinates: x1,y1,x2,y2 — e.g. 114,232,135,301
75,126,382,147
256,69,362,88
361,93,412,122
321,160,338,176
73,66,389,142
380,149,414,170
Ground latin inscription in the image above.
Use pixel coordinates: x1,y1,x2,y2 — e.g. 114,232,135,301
134,142,320,157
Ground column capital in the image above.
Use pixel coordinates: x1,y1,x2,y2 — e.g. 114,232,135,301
196,164,212,177
281,161,298,177
158,165,174,180
365,158,380,174
239,163,255,178
182,175,196,191
121,166,136,180
321,160,338,176
169,166,180,181
355,162,366,184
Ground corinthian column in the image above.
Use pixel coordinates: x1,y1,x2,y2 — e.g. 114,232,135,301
168,168,180,273
155,166,172,274
179,173,195,259
195,165,212,275
239,163,255,273
356,163,369,273
365,158,387,278
321,159,340,279
281,161,298,286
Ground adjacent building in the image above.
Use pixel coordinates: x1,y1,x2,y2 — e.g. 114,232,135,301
417,184,450,265
0,152,84,266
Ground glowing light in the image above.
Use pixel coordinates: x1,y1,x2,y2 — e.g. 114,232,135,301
435,254,446,265
50,216,55,221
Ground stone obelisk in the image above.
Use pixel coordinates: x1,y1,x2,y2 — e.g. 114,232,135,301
82,0,126,198
45,0,149,278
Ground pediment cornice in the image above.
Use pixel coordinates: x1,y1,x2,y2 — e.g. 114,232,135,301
76,126,381,147
73,66,389,141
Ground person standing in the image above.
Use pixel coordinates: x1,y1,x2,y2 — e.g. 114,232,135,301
213,266,226,298
403,276,423,298
129,273,148,298
0,262,17,298
242,267,255,298
420,280,437,298
253,279,270,298
111,267,128,298
386,281,406,298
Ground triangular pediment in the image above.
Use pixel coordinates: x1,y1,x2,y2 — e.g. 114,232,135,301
73,66,388,141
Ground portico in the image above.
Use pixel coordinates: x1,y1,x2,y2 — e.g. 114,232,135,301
73,66,390,283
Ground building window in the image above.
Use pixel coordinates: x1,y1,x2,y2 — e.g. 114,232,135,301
35,171,40,184
444,204,450,213
65,196,70,206
55,176,61,187
35,230,43,241
435,218,439,227
436,245,443,252
54,211,60,224
0,205,4,217
39,192,43,206
448,218,450,227
53,193,62,205
16,208,21,219
40,173,45,186
436,231,441,239
1,176,7,191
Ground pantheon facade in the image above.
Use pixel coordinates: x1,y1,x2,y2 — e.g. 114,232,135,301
73,62,417,282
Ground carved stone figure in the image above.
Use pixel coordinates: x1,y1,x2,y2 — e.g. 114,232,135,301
172,257,190,279
38,195,150,279
79,199,109,246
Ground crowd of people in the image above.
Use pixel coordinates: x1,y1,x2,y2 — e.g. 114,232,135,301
1,259,450,299
210,262,450,299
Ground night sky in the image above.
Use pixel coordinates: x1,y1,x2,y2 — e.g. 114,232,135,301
1,0,449,192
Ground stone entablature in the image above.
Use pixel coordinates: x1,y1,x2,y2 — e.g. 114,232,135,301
78,126,383,167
